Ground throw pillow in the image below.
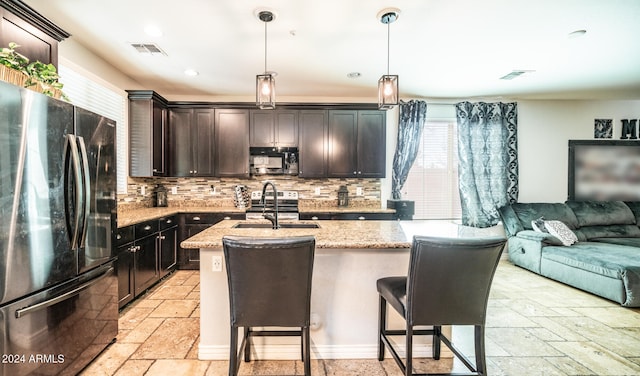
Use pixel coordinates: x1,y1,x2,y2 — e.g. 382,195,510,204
531,217,548,233
545,220,579,246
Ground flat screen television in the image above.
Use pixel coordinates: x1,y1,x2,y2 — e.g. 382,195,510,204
568,140,640,201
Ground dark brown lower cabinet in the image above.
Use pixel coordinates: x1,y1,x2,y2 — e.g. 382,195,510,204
115,216,178,309
178,213,245,269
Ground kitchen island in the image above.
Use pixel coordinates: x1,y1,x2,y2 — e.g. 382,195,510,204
183,219,449,361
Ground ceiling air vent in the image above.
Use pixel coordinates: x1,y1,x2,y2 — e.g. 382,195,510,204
130,43,166,55
500,70,534,80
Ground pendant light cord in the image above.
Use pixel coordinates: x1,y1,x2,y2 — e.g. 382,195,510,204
264,21,268,74
387,21,390,75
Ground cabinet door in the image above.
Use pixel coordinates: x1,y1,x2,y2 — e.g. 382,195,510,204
328,110,358,177
193,109,215,176
298,110,328,177
158,226,177,277
275,110,298,147
129,91,168,177
0,9,59,68
168,108,194,176
216,109,249,177
250,110,275,147
134,234,159,296
116,244,135,308
357,111,386,178
152,100,167,175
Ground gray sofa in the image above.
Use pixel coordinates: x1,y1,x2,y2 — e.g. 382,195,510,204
498,200,640,307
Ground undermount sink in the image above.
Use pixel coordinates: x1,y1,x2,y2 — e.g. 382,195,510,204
232,223,320,229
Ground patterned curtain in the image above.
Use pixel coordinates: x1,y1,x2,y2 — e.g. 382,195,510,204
456,102,518,227
392,100,427,199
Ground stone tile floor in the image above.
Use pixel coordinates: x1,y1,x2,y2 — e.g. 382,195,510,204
81,261,640,375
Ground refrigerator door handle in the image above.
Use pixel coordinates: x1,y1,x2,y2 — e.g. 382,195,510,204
14,266,114,319
64,134,83,249
77,136,91,248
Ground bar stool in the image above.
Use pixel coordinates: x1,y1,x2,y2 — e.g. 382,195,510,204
222,235,316,376
377,235,506,376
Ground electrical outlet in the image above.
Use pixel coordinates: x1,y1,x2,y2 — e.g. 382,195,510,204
171,186,177,195
314,187,321,195
140,185,146,196
356,187,363,196
212,256,222,272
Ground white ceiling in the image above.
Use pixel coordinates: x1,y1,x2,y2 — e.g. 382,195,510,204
22,0,640,101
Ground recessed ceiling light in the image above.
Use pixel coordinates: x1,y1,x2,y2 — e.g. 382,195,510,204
568,29,587,39
144,25,163,38
347,72,361,79
184,69,199,76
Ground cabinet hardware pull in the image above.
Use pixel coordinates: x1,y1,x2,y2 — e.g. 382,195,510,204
358,216,365,220
117,234,121,240
166,219,172,224
311,216,318,220
224,217,231,220
144,225,151,231
193,216,201,221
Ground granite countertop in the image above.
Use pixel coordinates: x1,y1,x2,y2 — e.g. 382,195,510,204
180,219,411,249
117,206,395,228
117,206,244,228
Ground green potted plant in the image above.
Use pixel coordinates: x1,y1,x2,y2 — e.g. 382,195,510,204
0,42,67,100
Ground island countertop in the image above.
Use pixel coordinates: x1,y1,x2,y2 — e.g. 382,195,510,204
180,219,412,249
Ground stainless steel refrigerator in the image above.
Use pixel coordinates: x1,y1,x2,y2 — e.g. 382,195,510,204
0,80,118,375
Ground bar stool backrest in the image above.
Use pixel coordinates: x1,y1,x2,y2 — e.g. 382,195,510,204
406,235,506,326
222,235,316,327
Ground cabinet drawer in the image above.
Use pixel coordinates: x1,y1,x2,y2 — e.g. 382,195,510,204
159,215,178,230
183,213,222,224
116,226,135,246
135,220,159,238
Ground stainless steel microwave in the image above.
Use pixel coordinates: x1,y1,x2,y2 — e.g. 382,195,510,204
249,147,299,175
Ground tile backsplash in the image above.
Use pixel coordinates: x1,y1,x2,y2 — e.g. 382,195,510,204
119,176,382,210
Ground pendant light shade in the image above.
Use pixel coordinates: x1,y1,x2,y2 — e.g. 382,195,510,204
256,10,276,109
377,9,400,110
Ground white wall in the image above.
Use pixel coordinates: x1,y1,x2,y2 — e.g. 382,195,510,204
517,100,640,202
59,40,640,206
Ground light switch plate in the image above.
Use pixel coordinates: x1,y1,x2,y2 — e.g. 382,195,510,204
356,187,363,196
171,186,178,195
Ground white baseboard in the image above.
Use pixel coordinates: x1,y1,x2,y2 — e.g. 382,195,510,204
198,343,452,361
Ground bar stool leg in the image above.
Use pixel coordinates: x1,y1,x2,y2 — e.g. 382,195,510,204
377,296,387,361
433,325,441,360
229,325,239,376
244,327,251,362
303,326,311,376
475,325,487,375
405,325,413,376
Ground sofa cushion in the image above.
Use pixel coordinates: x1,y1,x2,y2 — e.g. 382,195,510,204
566,201,636,227
498,204,524,237
624,202,640,224
511,203,580,231
578,224,640,240
541,242,640,306
593,237,640,248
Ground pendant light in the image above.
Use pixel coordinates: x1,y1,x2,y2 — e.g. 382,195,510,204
377,9,400,110
256,10,276,109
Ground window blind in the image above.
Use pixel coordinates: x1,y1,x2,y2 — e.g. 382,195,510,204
402,120,461,219
58,65,128,194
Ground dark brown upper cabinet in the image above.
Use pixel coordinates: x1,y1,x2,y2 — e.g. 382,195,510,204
215,109,249,177
0,2,69,69
128,91,168,177
250,109,298,148
298,110,328,178
168,108,215,177
328,110,386,178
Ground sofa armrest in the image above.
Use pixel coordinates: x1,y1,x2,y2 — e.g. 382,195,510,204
507,231,549,273
516,230,564,245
